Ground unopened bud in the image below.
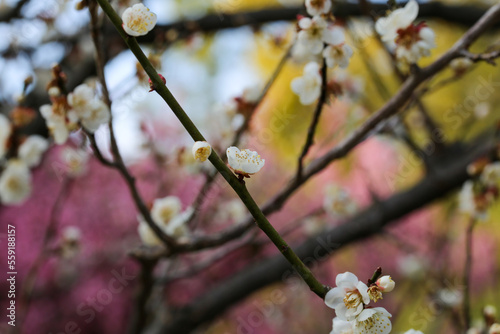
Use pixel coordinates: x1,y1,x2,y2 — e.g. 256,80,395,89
376,275,395,292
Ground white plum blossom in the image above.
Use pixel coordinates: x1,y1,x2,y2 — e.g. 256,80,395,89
395,26,435,64
375,0,435,64
226,146,265,177
305,0,332,17
192,141,212,162
323,184,357,218
322,26,353,69
376,275,395,292
291,61,322,105
18,135,49,167
40,104,75,145
121,3,157,37
60,226,81,258
0,159,32,205
0,114,11,159
325,272,370,320
375,0,418,45
79,100,110,133
60,147,89,178
68,84,110,133
67,83,94,116
297,16,328,55
151,196,182,225
403,330,424,334
353,307,392,334
330,317,354,334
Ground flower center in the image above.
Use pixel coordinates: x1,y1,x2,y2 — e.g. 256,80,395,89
396,22,427,49
344,291,362,309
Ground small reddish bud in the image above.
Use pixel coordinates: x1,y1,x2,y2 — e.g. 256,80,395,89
149,74,166,92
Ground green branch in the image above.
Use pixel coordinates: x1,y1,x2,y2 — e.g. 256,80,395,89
95,0,328,298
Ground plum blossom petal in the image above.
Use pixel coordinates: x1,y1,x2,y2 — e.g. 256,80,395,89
122,3,157,37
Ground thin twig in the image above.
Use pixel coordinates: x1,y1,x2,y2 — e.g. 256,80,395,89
297,58,328,180
462,218,476,331
88,2,177,249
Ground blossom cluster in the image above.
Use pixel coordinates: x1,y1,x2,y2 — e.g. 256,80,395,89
459,161,500,221
137,195,192,246
40,65,110,145
325,272,395,334
0,112,49,205
375,0,436,66
290,0,353,105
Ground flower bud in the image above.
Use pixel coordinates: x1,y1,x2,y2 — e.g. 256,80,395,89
376,275,395,292
192,141,212,162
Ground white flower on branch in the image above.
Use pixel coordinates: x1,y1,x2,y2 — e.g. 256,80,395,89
40,104,77,145
68,84,110,133
353,307,392,334
18,135,49,168
192,141,212,162
0,159,32,205
375,0,435,64
226,146,265,177
291,61,322,105
323,33,353,69
297,16,328,55
67,84,95,116
305,0,332,17
325,272,370,320
121,3,157,37
0,114,11,159
151,196,182,225
375,0,418,45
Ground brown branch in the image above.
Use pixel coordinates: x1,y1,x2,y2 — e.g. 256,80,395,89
296,58,328,180
459,49,500,65
128,258,159,334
